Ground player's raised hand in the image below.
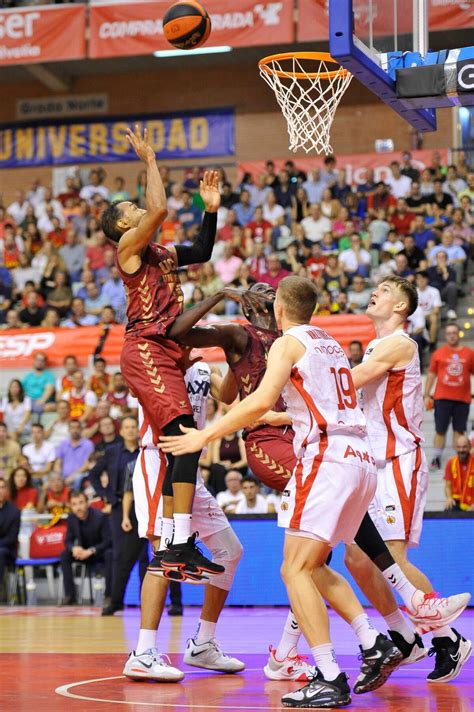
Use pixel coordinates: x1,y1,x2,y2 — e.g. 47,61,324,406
200,170,221,213
158,425,207,455
126,123,156,164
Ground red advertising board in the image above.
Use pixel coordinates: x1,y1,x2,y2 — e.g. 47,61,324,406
0,4,86,66
89,0,294,59
298,0,474,43
239,148,449,186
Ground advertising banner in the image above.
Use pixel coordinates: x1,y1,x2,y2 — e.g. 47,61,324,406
0,4,86,66
239,148,449,186
0,316,375,369
0,109,235,168
89,0,294,58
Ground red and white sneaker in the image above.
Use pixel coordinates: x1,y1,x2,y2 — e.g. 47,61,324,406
402,592,471,635
263,646,313,681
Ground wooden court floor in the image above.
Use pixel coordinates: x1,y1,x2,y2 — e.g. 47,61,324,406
0,606,473,711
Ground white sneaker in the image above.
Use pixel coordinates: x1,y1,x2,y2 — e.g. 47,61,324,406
263,645,313,682
446,309,458,319
123,648,184,681
403,592,471,634
183,637,245,672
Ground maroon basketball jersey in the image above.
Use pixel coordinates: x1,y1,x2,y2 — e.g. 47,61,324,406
229,323,285,412
116,243,184,337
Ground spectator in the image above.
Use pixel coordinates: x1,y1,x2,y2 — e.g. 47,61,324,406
393,253,415,281
291,187,311,223
84,281,107,318
200,263,225,297
19,290,45,327
348,340,364,367
444,436,473,512
235,475,273,513
390,198,416,235
347,276,372,313
216,470,245,513
405,181,429,215
63,297,99,327
45,270,72,318
416,271,442,350
85,232,114,282
367,208,390,249
44,400,72,447
331,169,352,204
57,176,80,206
400,151,420,182
22,423,56,480
82,401,114,444
92,416,123,459
274,170,296,209
411,214,436,251
22,352,55,415
427,179,454,212
109,176,130,203
209,428,248,477
300,204,332,243
302,168,326,205
37,472,70,514
0,422,21,479
177,190,202,230
0,477,21,585
105,372,137,419
443,165,466,205
215,243,243,285
424,323,474,469
41,308,61,329
428,232,466,285
2,379,31,443
449,208,471,248
381,229,404,255
233,189,255,226
60,490,113,606
244,206,272,246
79,169,110,204
262,254,290,289
367,182,396,215
398,234,427,272
356,167,376,197
62,370,98,422
419,167,434,196
8,466,38,510
338,234,371,279
55,421,94,487
426,251,459,319
87,357,111,400
320,187,341,219
321,254,348,296
55,355,79,402
101,265,127,321
262,190,285,226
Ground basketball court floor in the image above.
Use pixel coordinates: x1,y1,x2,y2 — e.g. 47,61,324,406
1,605,472,711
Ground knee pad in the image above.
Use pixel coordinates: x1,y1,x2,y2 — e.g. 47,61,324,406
202,527,243,592
163,416,200,485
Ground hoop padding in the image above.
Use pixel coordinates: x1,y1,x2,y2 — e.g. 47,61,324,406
259,52,352,155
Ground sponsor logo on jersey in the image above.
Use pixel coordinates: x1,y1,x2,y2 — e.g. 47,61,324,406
282,489,290,497
343,444,375,465
385,505,396,512
386,515,396,524
281,502,289,511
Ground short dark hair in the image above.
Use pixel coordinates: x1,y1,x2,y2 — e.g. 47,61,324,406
417,270,429,280
101,201,124,243
32,422,44,430
69,489,87,501
242,475,259,486
349,340,363,349
381,276,418,316
277,276,318,322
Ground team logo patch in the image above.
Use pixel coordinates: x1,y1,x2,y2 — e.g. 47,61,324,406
281,502,289,511
385,505,396,512
386,515,396,524
282,490,290,498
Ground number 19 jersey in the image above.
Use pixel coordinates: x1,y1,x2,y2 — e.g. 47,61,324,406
282,325,368,461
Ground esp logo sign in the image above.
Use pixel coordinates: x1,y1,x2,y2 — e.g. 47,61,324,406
0,332,55,359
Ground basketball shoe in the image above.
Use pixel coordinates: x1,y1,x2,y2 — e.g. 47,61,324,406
353,633,403,694
183,637,245,672
427,629,472,682
151,533,223,584
281,669,351,708
388,630,428,665
264,646,313,682
123,648,184,682
402,591,471,634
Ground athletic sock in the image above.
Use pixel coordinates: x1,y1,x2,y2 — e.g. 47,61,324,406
384,609,416,643
382,563,419,610
351,614,378,650
136,629,157,655
275,610,302,660
432,448,443,460
311,643,341,681
173,513,192,545
432,625,457,642
195,619,217,645
159,518,174,551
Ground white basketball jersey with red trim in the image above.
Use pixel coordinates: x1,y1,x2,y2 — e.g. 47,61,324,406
138,362,211,447
282,325,367,459
362,331,423,463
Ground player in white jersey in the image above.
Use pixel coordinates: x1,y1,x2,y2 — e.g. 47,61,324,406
159,276,405,709
123,359,245,682
348,276,471,683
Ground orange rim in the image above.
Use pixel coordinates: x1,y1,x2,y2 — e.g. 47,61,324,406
258,51,349,80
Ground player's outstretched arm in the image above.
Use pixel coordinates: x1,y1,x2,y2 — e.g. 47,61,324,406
158,335,302,455
173,171,220,267
351,337,416,389
218,368,239,405
118,124,167,265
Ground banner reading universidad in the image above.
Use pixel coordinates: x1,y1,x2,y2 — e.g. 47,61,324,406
0,109,235,168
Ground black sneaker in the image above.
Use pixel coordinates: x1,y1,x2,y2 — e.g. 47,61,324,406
430,456,441,470
282,669,351,708
388,630,428,665
147,548,166,575
161,533,225,582
427,629,472,682
353,633,403,694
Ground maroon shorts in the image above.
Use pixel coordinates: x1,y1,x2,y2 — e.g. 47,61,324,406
121,333,192,430
245,426,296,492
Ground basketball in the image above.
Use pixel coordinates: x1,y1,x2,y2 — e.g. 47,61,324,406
162,0,211,50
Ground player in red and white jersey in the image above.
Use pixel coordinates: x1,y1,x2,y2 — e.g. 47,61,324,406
100,124,224,582
160,276,406,708
349,276,471,683
125,359,244,682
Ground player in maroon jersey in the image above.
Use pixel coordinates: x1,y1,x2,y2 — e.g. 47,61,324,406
101,124,227,582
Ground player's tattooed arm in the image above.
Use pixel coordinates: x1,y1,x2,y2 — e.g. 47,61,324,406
351,336,417,389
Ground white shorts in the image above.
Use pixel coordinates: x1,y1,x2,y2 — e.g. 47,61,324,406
133,447,229,540
368,447,428,547
278,446,377,548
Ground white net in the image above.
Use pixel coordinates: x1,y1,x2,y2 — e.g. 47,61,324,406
259,54,352,155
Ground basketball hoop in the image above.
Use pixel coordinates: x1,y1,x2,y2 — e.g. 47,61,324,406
258,52,352,155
